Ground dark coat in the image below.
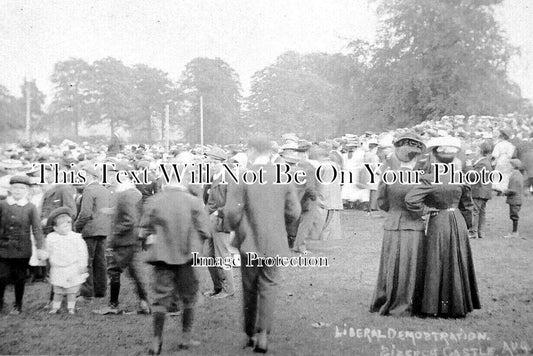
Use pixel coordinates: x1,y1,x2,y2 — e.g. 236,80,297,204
136,177,162,204
506,170,523,205
41,184,77,234
74,182,111,238
206,176,229,232
405,172,474,229
225,161,301,257
109,188,142,248
140,186,211,265
467,156,493,200
0,200,44,259
377,169,424,231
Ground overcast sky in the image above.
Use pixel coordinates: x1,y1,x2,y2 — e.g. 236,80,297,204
1,0,531,102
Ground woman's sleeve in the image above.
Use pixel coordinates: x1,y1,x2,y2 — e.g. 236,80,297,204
377,180,389,212
404,179,433,219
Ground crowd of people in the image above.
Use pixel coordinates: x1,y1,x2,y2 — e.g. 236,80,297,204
0,113,532,353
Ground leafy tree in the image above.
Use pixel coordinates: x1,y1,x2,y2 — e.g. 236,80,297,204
358,0,524,129
18,79,46,134
89,57,136,136
177,57,242,144
49,58,93,138
0,85,21,137
247,51,360,140
131,64,175,142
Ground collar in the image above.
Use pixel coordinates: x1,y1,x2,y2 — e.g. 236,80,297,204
6,196,29,207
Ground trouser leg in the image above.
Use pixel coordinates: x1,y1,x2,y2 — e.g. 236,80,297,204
127,247,149,302
213,232,235,294
256,266,279,334
93,238,107,297
107,249,123,306
81,237,97,298
240,258,258,337
477,199,487,238
205,238,223,292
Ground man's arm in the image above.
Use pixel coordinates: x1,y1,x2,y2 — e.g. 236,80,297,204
74,186,94,233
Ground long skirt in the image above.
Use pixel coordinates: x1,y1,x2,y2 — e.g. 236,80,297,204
370,229,425,316
419,211,481,317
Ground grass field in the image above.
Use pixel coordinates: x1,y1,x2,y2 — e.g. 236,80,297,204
1,195,532,355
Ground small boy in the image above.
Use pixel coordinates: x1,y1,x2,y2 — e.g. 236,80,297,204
45,207,89,314
503,159,524,239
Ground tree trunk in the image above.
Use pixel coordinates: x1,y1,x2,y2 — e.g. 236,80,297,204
74,100,80,139
147,116,152,143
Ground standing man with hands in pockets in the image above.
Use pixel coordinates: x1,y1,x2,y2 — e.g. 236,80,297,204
225,136,301,353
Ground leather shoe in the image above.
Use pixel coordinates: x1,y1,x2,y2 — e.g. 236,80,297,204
212,291,233,299
148,339,162,355
243,335,257,349
253,331,268,353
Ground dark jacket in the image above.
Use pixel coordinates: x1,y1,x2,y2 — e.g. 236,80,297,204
136,177,162,205
41,184,77,234
109,188,142,248
140,186,211,265
466,156,493,200
206,175,229,233
74,182,111,238
377,169,424,231
506,170,523,205
0,200,44,259
225,161,301,257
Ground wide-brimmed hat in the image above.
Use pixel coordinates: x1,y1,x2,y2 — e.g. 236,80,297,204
427,136,462,150
9,175,32,186
393,132,425,149
205,147,228,161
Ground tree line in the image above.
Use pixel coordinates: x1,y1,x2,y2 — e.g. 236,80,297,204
1,0,530,144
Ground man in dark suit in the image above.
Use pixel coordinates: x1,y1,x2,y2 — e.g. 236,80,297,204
102,163,149,314
225,136,301,353
75,166,111,300
465,141,493,239
203,147,235,299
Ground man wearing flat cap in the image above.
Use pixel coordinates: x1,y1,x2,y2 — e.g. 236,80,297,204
75,165,111,301
97,161,149,314
203,147,235,299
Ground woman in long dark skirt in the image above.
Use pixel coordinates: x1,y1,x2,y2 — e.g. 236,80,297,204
370,132,426,316
405,137,481,318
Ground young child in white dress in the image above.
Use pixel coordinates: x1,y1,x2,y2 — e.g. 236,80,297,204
45,207,89,314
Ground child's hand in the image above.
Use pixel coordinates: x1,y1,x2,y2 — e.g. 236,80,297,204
36,249,48,261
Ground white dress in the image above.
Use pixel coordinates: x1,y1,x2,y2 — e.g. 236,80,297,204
46,231,89,288
492,140,515,191
341,148,370,202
